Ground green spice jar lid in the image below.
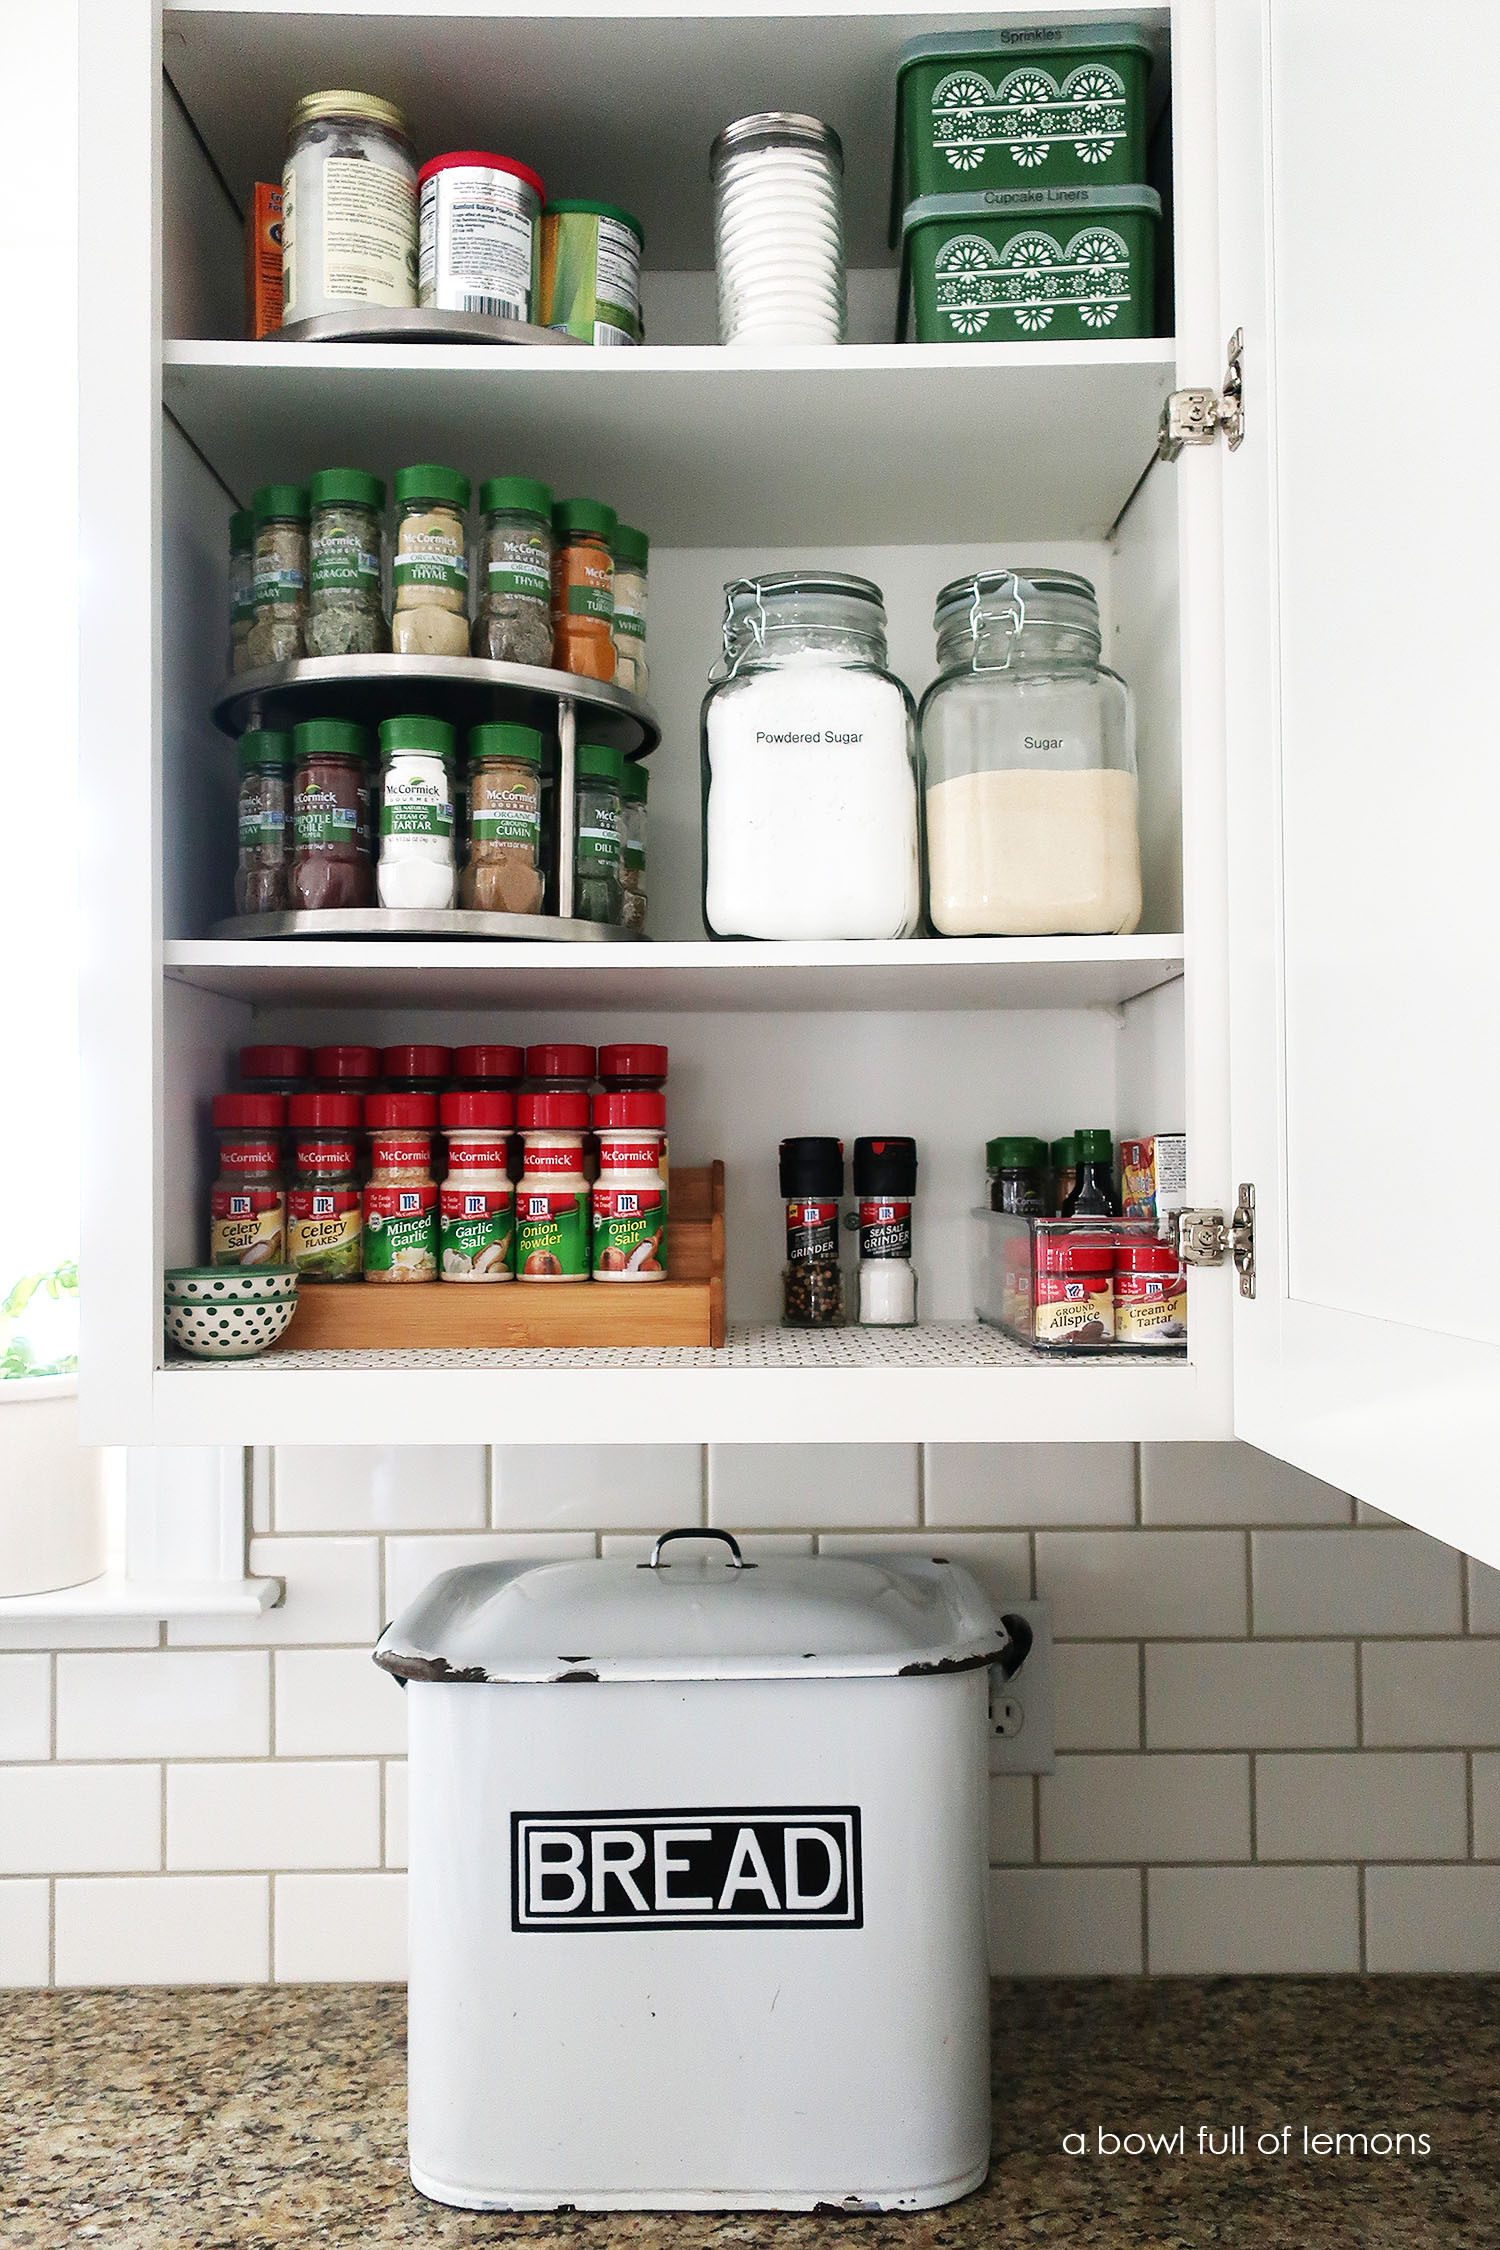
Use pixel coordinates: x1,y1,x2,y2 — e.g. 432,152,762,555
1050,1136,1077,1167
544,198,645,248
237,729,294,771
620,760,649,801
552,496,618,539
612,522,649,568
394,463,472,511
379,714,457,763
292,717,370,764
1075,1129,1114,1163
253,483,311,523
479,476,553,518
229,509,255,548
469,722,543,767
576,741,624,785
986,1135,1046,1171
309,467,387,511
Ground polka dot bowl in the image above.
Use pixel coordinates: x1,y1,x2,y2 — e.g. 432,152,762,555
164,1266,300,1304
163,1289,299,1359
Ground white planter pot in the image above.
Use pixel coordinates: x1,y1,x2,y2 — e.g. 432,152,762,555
0,1379,108,1597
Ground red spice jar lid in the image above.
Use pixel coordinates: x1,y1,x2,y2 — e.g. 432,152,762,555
417,149,546,204
288,1094,362,1131
240,1044,310,1082
212,1093,285,1129
440,1090,515,1131
314,1044,382,1084
1116,1238,1184,1276
593,1091,667,1131
452,1044,524,1083
382,1044,452,1081
518,1091,590,1133
525,1042,596,1082
365,1093,438,1131
1035,1228,1115,1275
596,1042,668,1084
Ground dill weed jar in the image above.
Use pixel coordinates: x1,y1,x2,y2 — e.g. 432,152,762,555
234,730,292,915
461,723,544,914
307,469,387,656
779,1135,845,1327
392,464,470,657
363,1093,439,1282
286,1094,363,1279
209,1095,286,1268
440,1091,514,1281
473,479,554,666
247,485,309,667
289,719,373,909
376,714,457,911
516,1092,590,1280
551,498,616,680
575,742,624,923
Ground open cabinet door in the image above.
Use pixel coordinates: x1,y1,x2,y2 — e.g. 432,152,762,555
1218,0,1500,1563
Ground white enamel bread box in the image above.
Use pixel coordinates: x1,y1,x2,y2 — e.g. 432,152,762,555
374,1527,1026,2212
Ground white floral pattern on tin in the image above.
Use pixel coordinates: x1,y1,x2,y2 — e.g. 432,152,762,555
930,59,1128,173
932,222,1133,338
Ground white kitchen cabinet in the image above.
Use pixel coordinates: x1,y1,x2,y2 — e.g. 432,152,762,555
77,0,1500,1561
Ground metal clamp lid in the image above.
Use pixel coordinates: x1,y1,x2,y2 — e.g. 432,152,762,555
640,1528,755,1570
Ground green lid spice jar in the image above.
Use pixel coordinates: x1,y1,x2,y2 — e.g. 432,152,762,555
440,1091,515,1280
611,523,649,696
461,723,544,914
375,714,457,911
473,478,554,666
574,742,624,924
1059,1129,1120,1218
619,760,648,934
286,1093,363,1279
391,464,470,657
209,1094,286,1267
235,730,292,915
247,485,309,668
289,719,373,909
228,509,256,674
987,1135,1049,1216
551,498,616,681
515,1092,590,1280
363,1093,439,1282
307,468,388,656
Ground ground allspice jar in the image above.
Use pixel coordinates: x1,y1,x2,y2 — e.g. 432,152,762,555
289,719,373,909
515,1091,591,1280
209,1094,286,1268
363,1093,439,1281
473,478,554,665
551,497,617,680
779,1135,845,1327
461,723,544,914
440,1091,515,1281
286,1094,364,1279
234,730,292,914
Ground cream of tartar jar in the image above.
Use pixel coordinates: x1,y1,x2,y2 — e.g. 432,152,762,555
591,1092,667,1280
515,1093,590,1280
282,91,418,324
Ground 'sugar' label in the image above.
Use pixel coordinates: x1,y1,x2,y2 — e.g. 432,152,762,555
512,1807,863,1930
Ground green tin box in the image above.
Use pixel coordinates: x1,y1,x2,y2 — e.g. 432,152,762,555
900,186,1160,345
891,24,1155,241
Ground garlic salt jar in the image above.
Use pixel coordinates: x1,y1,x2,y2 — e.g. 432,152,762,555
701,574,920,940
919,569,1143,937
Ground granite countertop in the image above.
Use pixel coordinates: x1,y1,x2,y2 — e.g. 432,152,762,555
6,1978,1497,2248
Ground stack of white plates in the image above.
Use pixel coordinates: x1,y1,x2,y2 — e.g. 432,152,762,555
712,114,847,347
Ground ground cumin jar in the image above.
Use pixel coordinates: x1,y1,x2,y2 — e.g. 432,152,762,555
515,1091,590,1279
461,723,544,914
592,1092,668,1279
1033,1228,1115,1351
209,1095,286,1268
551,497,617,680
362,1093,439,1282
289,719,373,909
1114,1237,1187,1348
286,1094,364,1280
440,1090,515,1281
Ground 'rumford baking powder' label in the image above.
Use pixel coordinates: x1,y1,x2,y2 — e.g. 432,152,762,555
512,1808,863,1930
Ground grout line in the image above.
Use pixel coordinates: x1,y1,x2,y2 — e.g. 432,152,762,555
1244,1527,1255,1636
1355,1641,1364,1749
380,1759,389,1870
48,1654,58,1761
47,1875,56,1989
1467,1751,1475,1861
1357,1862,1368,1972
1248,1751,1258,1862
1137,1641,1147,1750
268,1869,277,1982
1139,1866,1149,1973
1132,1441,1143,1526
1463,1557,1472,1636
160,1762,167,1872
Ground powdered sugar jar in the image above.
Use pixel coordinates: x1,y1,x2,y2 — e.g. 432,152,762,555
700,574,921,939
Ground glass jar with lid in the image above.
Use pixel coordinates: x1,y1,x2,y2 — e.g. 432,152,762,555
551,498,616,680
247,485,309,669
228,510,256,673
281,90,417,324
701,573,920,940
460,723,544,914
919,568,1143,937
289,719,373,909
307,469,387,656
234,729,292,915
473,479,554,667
619,759,648,932
391,465,471,657
574,742,624,924
611,523,649,696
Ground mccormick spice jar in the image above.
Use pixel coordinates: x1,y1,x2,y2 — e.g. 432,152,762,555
1033,1229,1115,1351
229,509,256,673
452,1044,524,1091
1050,1136,1078,1214
247,484,309,668
853,1135,917,1327
391,464,471,657
209,1094,286,1267
376,714,458,911
597,1043,667,1091
363,1093,439,1282
473,480,554,667
440,1091,514,1281
515,1092,590,1280
987,1135,1048,1216
461,723,544,914
551,498,617,680
240,1045,310,1098
1115,1236,1187,1348
382,1046,452,1096
575,742,624,924
592,1092,667,1279
286,1094,364,1279
313,1045,381,1096
779,1135,845,1327
619,760,648,933
289,719,373,909
307,468,387,657
234,730,292,915
611,523,649,695
525,1043,596,1093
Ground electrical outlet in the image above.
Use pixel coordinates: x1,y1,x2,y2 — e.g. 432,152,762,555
988,1599,1054,1775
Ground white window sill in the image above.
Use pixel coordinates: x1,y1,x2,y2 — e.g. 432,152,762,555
0,1570,283,1621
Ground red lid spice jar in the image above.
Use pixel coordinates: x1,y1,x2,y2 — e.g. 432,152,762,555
1033,1228,1115,1351
363,1094,439,1283
524,1042,597,1091
240,1045,310,1098
382,1044,452,1095
592,1092,667,1280
596,1042,667,1091
1114,1236,1187,1349
313,1044,382,1096
440,1092,514,1281
515,1092,590,1280
286,1094,363,1280
452,1044,524,1090
209,1095,286,1268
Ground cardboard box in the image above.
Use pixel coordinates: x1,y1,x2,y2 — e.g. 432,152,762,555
245,183,283,338
1120,1133,1187,1221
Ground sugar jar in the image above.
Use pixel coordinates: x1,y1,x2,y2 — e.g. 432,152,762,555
919,568,1142,937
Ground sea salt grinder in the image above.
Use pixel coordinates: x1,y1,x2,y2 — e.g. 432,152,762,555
853,1135,918,1326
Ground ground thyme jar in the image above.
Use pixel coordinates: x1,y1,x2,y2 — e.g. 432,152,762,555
592,1091,668,1278
282,90,417,323
363,1093,439,1282
551,498,617,680
516,1091,591,1279
229,509,256,673
440,1090,515,1280
461,723,544,914
1115,1236,1187,1348
575,742,624,923
247,485,309,667
611,523,650,696
1034,1229,1115,1351
779,1134,845,1327
234,730,292,914
209,1094,286,1268
308,468,387,656
289,719,373,908
392,464,471,657
377,714,457,910
473,479,554,666
286,1093,364,1279
619,760,648,932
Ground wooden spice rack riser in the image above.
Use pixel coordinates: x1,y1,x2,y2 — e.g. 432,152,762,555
271,1162,725,1349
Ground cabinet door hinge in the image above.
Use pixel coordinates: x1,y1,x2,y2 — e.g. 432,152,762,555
1173,1184,1256,1299
1159,328,1245,462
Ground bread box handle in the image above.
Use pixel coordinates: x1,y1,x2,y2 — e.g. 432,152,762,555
641,1528,754,1570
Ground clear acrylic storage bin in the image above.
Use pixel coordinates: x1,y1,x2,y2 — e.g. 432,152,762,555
970,1210,1188,1357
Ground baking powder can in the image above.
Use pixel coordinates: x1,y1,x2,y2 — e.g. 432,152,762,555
418,150,545,322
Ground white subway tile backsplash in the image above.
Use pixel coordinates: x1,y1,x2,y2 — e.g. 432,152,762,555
1365,1867,1500,1972
0,1656,51,1760
0,1620,159,1652
0,1765,160,1874
1146,1643,1357,1750
1053,1644,1140,1751
1256,1753,1467,1861
274,1446,488,1533
1468,1559,1500,1634
1472,1756,1500,1858
384,1532,594,1623
710,1445,918,1529
55,1875,269,1985
275,1873,407,1981
1362,1642,1500,1747
56,1653,269,1762
167,1762,380,1872
815,1531,1031,1611
988,1777,1035,1865
1355,1501,1406,1526
1149,1867,1360,1973
1041,1754,1249,1864
1142,1443,1350,1526
0,1880,49,1985
924,1444,1134,1527
274,1650,406,1757
1036,1531,1246,1639
496,1445,703,1531
988,1869,1142,1974
1251,1532,1462,1638
172,1537,380,1649
384,1761,407,1869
